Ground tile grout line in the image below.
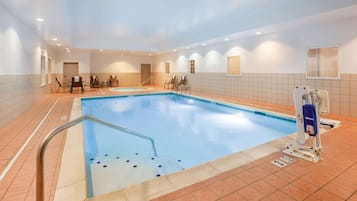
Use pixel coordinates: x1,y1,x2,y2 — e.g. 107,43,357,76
0,98,60,182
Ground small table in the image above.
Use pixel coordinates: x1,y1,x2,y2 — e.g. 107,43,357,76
101,81,108,87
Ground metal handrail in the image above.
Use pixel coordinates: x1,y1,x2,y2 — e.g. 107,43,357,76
36,115,158,201
139,77,151,86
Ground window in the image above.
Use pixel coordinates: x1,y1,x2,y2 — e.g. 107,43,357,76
165,62,170,74
227,56,240,75
307,47,339,78
188,60,195,74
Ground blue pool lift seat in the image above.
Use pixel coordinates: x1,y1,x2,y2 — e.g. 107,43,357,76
302,104,318,136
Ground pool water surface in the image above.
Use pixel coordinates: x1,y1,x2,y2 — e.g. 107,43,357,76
81,93,296,196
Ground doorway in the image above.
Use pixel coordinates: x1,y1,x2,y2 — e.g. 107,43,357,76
63,62,79,85
140,64,151,85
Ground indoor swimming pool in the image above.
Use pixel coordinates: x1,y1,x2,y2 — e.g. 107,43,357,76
81,93,296,196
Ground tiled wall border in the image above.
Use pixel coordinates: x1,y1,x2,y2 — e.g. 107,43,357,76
51,73,142,90
153,72,357,117
0,74,50,127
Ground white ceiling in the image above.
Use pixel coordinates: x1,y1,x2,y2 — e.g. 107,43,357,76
1,0,357,52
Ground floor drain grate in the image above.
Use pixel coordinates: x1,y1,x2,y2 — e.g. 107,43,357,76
271,159,287,168
279,155,294,164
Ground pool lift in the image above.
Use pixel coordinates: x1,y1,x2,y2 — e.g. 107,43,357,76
283,86,330,163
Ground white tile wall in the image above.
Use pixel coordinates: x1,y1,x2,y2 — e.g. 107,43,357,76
153,72,357,117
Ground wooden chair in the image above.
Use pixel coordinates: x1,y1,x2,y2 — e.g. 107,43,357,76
109,74,119,87
55,76,63,93
54,76,70,93
90,75,100,88
70,76,84,93
164,74,177,89
174,75,191,93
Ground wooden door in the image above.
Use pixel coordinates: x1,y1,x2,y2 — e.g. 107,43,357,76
141,64,151,85
63,62,79,85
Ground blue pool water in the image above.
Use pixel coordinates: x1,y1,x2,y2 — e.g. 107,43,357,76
81,93,296,196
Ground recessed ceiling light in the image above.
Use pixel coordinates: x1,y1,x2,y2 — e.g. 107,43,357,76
36,18,44,22
52,37,58,41
99,49,104,52
56,43,61,47
173,49,177,52
256,31,262,35
148,53,152,56
186,46,190,49
130,51,134,53
224,38,229,41
202,43,207,46
66,50,71,53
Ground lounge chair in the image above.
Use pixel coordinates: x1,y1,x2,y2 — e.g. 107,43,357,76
174,75,191,93
55,76,64,93
164,75,177,89
109,74,119,87
54,76,70,93
70,76,84,93
90,75,100,88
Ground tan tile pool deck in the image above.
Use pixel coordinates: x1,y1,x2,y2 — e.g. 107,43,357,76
0,87,356,201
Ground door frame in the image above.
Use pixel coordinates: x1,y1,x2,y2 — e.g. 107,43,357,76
63,62,79,85
140,64,152,85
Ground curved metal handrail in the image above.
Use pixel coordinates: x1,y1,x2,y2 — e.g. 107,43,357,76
36,115,158,201
139,77,151,86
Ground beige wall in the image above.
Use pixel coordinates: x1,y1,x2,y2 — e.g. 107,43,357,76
89,73,141,87
0,5,54,126
90,53,152,73
153,72,357,117
0,75,50,126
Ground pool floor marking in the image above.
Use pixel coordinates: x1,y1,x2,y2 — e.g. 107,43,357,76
0,98,60,182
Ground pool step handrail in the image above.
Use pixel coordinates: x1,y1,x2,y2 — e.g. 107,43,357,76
139,77,151,86
36,115,158,201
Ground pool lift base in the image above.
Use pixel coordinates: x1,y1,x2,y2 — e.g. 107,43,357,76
282,144,321,163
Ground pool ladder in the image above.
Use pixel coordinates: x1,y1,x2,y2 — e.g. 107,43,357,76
36,115,158,201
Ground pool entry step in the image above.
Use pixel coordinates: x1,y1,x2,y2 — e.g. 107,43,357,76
87,153,184,196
